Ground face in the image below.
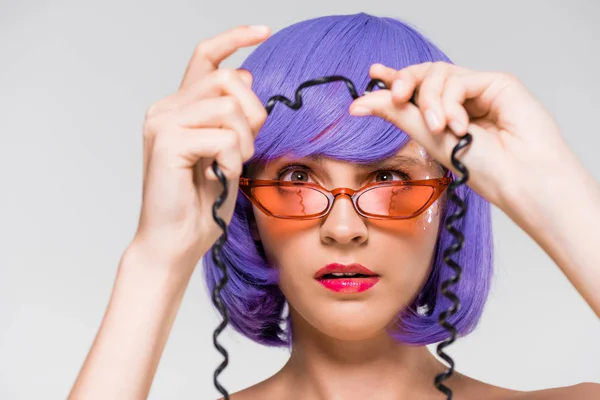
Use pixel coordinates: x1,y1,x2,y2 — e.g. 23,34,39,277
248,140,447,341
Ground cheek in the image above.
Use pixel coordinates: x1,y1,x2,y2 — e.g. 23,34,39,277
415,200,441,232
253,206,317,242
369,199,441,235
253,210,319,265
369,201,441,297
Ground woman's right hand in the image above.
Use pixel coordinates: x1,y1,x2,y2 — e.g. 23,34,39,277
132,25,270,271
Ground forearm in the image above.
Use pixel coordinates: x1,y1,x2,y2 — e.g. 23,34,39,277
504,151,600,318
68,244,194,399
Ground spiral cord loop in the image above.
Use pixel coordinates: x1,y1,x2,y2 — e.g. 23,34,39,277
210,160,231,398
210,75,472,399
433,133,472,399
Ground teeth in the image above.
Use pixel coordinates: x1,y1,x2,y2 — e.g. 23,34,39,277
332,272,358,277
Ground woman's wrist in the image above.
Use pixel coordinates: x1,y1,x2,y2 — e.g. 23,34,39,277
123,235,202,287
69,243,196,399
499,152,600,316
501,148,598,244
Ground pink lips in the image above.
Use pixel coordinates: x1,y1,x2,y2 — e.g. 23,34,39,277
314,263,380,293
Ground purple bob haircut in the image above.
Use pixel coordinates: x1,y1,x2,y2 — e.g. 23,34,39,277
202,12,494,348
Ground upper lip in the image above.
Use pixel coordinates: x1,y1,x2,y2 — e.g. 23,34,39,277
314,263,378,279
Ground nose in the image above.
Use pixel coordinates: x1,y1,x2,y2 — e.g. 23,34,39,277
319,193,368,245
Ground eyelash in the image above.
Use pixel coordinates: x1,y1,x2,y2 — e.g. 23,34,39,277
275,163,411,182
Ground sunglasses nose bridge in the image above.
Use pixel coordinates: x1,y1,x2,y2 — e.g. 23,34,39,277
330,187,357,197
327,187,360,214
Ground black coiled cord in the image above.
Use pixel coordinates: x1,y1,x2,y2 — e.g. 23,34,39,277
210,75,472,399
434,132,471,399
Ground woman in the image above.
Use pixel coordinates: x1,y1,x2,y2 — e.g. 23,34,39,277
68,13,600,399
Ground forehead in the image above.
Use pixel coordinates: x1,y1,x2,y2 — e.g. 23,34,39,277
250,140,445,177
306,140,435,169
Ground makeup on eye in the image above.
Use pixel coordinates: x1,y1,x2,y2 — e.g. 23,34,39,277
274,163,412,183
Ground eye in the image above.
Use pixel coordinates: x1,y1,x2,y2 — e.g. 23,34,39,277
275,164,412,183
276,164,314,182
373,169,411,182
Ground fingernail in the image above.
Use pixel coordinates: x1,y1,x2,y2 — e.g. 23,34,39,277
391,79,405,96
372,63,385,73
449,120,465,134
425,109,441,131
351,106,372,116
249,25,270,34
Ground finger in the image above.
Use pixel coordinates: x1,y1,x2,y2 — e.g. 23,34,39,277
151,69,266,135
349,89,430,143
367,62,432,105
144,100,248,187
203,134,244,182
441,75,474,135
367,61,471,104
413,62,450,134
368,62,430,89
153,127,244,181
172,96,255,162
173,96,254,161
446,72,516,124
359,62,472,133
237,68,253,86
180,25,270,90
348,89,454,163
370,61,471,84
147,68,253,117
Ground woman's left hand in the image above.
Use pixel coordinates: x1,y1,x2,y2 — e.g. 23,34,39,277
350,62,600,319
348,61,570,215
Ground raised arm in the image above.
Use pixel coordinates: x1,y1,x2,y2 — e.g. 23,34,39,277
68,24,270,399
504,149,600,318
68,243,193,399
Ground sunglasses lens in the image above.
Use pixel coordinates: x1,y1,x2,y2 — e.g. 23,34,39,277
251,185,329,217
251,183,435,218
357,185,434,217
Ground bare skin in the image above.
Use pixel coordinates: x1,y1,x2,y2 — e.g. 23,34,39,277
222,372,519,400
222,376,600,400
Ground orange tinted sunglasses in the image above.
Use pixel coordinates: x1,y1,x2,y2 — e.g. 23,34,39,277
238,168,453,220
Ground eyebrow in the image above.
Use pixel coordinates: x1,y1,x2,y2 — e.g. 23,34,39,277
305,154,431,170
251,153,446,179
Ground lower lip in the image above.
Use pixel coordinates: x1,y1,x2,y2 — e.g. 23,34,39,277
316,277,380,293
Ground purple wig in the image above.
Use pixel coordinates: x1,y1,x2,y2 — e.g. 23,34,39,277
202,12,494,347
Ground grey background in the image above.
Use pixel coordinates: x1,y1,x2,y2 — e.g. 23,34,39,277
1,0,599,399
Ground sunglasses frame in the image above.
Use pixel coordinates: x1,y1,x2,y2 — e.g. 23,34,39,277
238,168,453,220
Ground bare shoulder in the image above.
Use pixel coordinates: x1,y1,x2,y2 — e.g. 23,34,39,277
215,385,271,400
449,371,523,400
450,372,600,400
215,374,285,400
221,372,513,400
217,373,600,400
505,382,600,400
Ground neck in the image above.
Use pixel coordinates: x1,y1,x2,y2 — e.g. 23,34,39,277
276,307,454,400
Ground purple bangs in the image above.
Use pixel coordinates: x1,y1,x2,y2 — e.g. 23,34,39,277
201,12,494,347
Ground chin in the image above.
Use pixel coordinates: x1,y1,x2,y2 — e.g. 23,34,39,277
315,320,388,341
308,304,396,341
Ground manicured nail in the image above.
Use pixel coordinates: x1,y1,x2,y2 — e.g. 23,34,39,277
425,109,441,131
449,120,465,134
351,106,372,116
